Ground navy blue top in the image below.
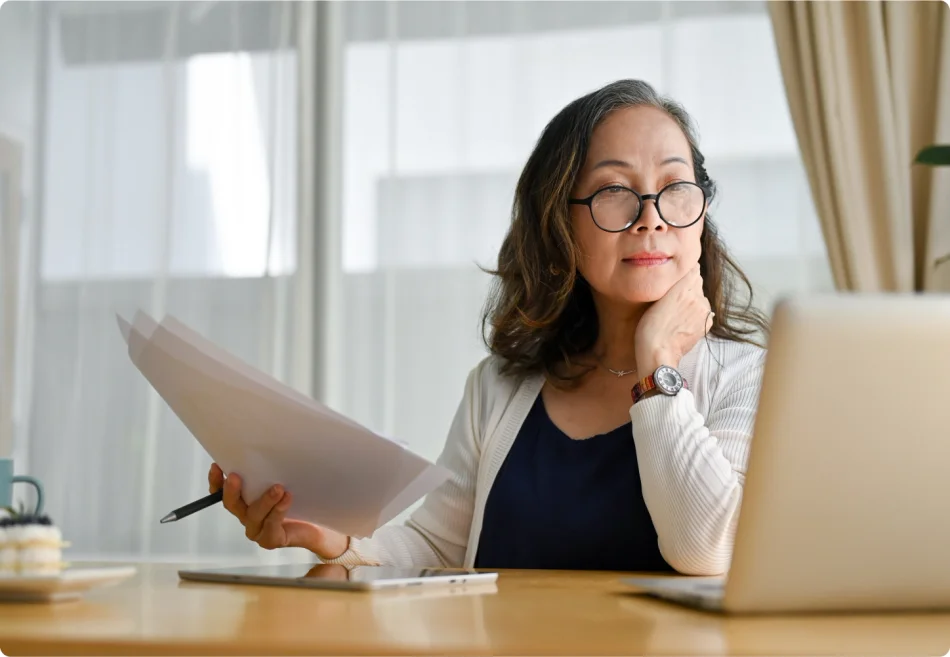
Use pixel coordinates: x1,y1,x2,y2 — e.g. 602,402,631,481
474,395,674,572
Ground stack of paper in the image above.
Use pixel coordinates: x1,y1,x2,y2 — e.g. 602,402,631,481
117,310,450,538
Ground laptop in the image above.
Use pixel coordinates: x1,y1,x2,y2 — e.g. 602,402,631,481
624,293,950,614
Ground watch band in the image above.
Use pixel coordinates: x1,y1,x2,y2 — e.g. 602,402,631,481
632,387,664,404
631,374,660,403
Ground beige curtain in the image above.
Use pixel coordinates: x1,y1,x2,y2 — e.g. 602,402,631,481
768,0,950,292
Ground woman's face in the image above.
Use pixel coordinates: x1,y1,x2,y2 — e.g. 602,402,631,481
569,105,705,305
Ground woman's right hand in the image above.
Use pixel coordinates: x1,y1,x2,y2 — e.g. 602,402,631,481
208,463,350,561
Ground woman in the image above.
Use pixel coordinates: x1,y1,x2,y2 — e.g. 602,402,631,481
208,79,769,576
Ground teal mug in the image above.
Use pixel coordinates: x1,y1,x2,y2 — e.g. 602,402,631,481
0,458,43,515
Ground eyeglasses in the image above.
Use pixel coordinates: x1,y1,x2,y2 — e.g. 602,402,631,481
568,181,707,232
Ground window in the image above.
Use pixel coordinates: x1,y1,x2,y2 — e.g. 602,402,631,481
42,3,297,280
335,1,833,478
8,1,308,560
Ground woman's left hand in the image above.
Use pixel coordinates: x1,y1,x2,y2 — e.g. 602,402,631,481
635,263,713,376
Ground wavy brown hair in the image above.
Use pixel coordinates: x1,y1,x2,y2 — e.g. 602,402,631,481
481,79,770,385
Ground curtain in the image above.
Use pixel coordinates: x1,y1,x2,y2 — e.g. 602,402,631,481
0,1,40,477
332,0,837,520
0,135,22,460
1,1,315,562
768,0,950,292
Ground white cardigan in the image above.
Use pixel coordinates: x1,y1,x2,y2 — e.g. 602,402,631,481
326,337,766,576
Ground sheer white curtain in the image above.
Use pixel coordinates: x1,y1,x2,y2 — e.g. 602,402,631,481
0,1,38,464
332,0,834,513
0,135,22,462
1,0,314,562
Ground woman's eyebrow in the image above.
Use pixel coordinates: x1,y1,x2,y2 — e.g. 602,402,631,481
659,156,689,167
589,155,689,171
590,158,633,171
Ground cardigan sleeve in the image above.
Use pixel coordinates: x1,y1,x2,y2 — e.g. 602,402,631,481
628,342,766,576
322,360,486,568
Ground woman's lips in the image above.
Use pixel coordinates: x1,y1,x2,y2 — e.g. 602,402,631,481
623,255,672,267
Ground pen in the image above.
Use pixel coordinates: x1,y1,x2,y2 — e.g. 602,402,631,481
159,489,223,524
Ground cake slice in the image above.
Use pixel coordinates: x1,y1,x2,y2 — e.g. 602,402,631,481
0,511,69,575
0,518,17,573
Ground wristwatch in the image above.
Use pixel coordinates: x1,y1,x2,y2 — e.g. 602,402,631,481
631,365,688,404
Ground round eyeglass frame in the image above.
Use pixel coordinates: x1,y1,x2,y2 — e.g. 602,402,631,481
567,181,708,232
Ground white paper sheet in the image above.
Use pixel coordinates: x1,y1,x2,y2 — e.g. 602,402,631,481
117,311,450,538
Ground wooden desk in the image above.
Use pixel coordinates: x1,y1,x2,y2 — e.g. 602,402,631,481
1,562,949,656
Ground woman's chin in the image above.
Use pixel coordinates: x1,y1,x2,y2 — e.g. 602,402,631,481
624,294,664,305
613,282,674,305
611,269,679,301
599,291,666,307
587,272,677,306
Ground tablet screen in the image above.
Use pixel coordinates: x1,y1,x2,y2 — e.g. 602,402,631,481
186,564,484,584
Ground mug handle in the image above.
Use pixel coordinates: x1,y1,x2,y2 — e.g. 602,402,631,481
11,476,43,516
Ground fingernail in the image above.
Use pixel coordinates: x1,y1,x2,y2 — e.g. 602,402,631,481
270,486,281,498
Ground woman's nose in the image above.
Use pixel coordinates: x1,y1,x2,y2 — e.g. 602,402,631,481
634,198,667,232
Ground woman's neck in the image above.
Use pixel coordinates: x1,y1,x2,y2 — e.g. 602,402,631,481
591,296,649,373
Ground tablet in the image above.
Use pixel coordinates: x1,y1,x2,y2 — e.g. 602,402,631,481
178,563,498,591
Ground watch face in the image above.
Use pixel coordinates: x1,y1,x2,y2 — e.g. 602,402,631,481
654,366,683,394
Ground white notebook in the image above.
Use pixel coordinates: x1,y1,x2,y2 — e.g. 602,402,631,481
117,310,450,538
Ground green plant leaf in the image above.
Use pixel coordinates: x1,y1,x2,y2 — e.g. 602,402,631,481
915,145,950,166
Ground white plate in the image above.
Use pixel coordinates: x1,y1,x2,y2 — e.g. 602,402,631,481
0,566,137,602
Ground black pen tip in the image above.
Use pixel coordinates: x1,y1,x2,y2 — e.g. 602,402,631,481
159,513,176,524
